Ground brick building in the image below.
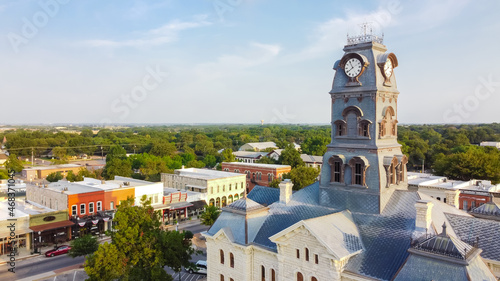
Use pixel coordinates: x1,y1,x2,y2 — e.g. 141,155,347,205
221,162,291,193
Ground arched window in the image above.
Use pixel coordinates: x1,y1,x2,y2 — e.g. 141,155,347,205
271,269,276,281
220,275,224,281
305,248,309,261
311,277,318,281
348,156,369,186
230,252,234,268
297,272,304,281
328,155,345,183
234,194,239,200
216,197,221,208
261,265,266,281
380,106,398,138
396,155,408,184
228,195,233,204
383,156,398,187
268,173,273,182
246,171,250,178
222,196,227,207
229,184,232,191
463,201,468,210
334,120,347,136
359,119,372,138
220,249,224,264
444,198,447,203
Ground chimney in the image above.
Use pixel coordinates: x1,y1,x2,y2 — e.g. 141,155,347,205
101,180,105,184
279,179,293,204
415,200,433,232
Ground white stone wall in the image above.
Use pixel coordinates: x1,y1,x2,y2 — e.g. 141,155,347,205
134,182,163,206
26,184,67,211
206,233,252,281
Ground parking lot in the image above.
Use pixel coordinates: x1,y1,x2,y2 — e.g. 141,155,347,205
171,271,206,281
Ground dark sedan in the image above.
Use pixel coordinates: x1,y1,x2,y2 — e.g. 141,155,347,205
45,245,71,257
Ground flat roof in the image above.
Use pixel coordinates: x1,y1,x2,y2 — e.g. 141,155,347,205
23,164,83,171
223,162,291,169
173,168,245,180
0,200,55,220
46,181,103,194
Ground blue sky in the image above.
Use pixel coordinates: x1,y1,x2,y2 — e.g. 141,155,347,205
1,0,499,125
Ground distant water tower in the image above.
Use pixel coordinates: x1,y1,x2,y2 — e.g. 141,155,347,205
261,120,264,125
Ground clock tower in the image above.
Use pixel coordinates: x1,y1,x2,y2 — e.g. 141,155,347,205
319,26,408,214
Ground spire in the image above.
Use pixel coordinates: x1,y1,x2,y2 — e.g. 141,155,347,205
440,222,447,236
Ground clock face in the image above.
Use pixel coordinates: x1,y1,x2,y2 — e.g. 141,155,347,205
344,58,362,78
384,59,393,78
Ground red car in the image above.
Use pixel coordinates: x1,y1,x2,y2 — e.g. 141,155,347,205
45,245,71,257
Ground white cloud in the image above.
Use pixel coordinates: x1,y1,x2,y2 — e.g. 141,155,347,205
194,42,281,80
82,16,211,48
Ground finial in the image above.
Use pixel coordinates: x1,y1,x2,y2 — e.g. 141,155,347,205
441,222,447,236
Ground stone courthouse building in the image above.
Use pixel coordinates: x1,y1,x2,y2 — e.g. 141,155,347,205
204,32,500,280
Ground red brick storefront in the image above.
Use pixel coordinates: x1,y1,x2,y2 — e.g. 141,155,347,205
459,190,491,211
221,162,291,193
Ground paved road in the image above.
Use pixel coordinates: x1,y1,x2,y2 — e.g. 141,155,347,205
0,253,84,281
0,222,209,280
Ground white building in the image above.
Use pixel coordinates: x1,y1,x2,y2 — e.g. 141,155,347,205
238,142,277,152
480,141,500,149
232,151,268,163
161,168,246,208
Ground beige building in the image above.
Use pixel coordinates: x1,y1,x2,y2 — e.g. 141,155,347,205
21,164,83,181
161,168,246,208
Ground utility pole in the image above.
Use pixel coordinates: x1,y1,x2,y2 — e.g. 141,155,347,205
421,159,424,173
31,147,34,167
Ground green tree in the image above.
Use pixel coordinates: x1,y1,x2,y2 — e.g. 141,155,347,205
288,166,320,190
221,149,236,162
66,170,77,182
106,145,127,162
5,154,24,173
269,178,281,188
52,147,67,159
104,158,132,179
84,242,126,281
200,205,221,226
85,196,196,281
68,234,99,259
46,172,63,182
203,155,217,168
301,136,329,156
278,144,304,168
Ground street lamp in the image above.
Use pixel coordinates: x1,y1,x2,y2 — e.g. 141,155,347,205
38,231,41,254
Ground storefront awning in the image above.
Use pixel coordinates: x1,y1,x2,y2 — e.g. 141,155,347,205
188,200,207,210
30,220,75,233
169,202,193,210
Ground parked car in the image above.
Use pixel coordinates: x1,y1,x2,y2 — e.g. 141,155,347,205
186,260,207,274
45,245,71,257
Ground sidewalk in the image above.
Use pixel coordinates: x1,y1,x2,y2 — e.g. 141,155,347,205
0,236,111,266
1,218,204,266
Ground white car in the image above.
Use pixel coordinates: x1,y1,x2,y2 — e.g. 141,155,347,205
186,260,207,274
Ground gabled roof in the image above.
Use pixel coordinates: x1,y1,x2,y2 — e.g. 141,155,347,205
471,201,500,217
224,197,266,213
270,210,363,260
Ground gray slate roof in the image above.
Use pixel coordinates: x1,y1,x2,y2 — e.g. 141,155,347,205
208,182,498,280
446,213,500,261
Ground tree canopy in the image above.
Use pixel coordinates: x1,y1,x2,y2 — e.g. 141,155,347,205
84,196,197,281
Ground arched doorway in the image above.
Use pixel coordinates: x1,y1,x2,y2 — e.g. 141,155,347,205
216,197,220,208
234,194,239,200
228,195,233,204
209,199,215,206
222,196,227,207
